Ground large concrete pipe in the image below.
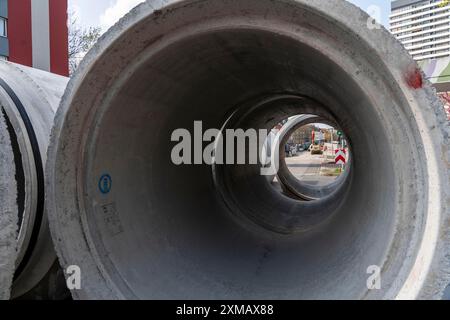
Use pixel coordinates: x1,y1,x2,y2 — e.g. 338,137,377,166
47,0,450,299
0,111,18,300
0,61,69,299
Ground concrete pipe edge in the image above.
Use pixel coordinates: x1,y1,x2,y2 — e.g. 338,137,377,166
0,61,69,299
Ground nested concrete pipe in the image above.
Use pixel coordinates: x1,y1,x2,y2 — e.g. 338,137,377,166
48,0,450,299
275,114,350,201
0,61,68,299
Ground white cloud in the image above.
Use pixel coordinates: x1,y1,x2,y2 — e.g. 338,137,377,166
99,0,145,31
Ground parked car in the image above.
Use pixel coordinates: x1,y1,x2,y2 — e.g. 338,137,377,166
302,142,311,151
311,144,324,155
290,145,298,156
285,144,298,157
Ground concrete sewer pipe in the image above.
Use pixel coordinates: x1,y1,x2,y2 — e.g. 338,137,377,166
47,0,450,299
271,114,350,201
0,61,69,299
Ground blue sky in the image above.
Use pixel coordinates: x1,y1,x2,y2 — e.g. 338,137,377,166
69,0,391,32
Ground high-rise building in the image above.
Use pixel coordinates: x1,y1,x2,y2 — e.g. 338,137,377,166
0,0,68,76
390,0,450,61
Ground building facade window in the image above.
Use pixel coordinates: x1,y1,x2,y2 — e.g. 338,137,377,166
0,17,6,37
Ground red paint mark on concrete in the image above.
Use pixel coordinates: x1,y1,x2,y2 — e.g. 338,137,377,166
406,68,423,89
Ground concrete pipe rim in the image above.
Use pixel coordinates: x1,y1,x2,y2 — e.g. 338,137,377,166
47,0,450,300
0,90,38,275
0,61,64,298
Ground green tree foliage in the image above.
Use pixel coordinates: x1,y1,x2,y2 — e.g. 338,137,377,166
68,11,101,75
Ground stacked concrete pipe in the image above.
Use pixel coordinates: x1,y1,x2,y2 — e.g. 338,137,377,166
274,114,349,201
47,0,450,299
0,61,68,299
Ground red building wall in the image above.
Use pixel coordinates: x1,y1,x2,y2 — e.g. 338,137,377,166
8,0,32,68
49,0,69,76
7,0,68,76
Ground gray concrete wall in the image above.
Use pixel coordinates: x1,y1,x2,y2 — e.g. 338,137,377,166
31,0,50,72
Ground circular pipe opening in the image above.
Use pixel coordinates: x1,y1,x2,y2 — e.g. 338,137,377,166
211,95,353,234
275,116,351,201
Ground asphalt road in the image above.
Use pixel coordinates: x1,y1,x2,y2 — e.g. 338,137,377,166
284,150,338,187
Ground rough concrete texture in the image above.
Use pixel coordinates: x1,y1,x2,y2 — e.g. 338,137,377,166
47,0,450,299
0,110,18,300
0,61,68,298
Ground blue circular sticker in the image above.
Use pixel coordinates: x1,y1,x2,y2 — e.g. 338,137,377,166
99,174,112,194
